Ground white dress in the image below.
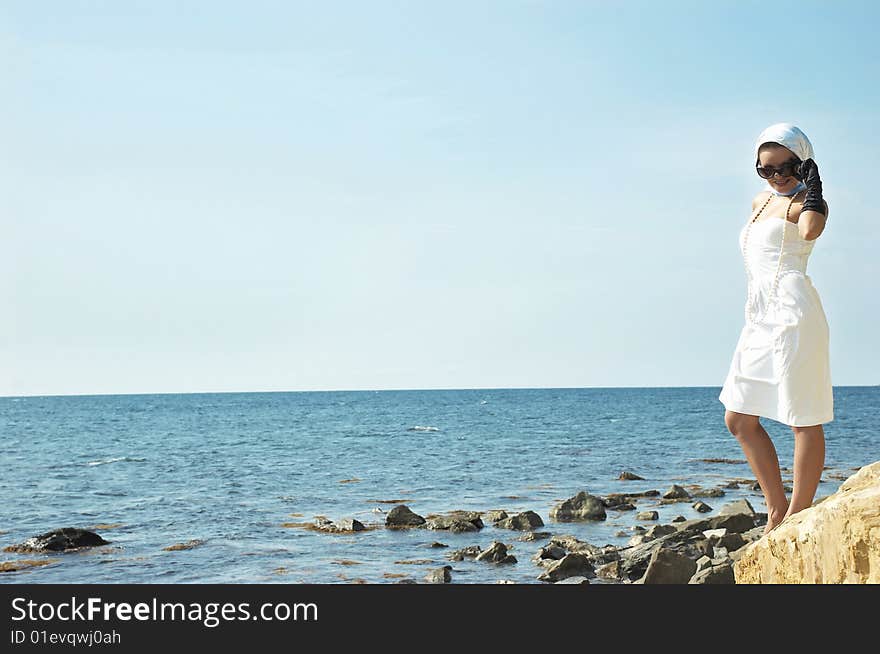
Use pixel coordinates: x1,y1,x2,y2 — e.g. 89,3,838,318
718,210,834,427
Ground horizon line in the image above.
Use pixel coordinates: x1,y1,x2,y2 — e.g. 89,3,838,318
2,383,877,400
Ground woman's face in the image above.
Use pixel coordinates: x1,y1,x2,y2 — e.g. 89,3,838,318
758,144,800,194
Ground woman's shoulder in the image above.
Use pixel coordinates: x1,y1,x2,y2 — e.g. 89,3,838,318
751,190,772,210
750,189,830,213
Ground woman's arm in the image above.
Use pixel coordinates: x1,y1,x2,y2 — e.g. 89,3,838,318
799,200,828,241
797,159,828,241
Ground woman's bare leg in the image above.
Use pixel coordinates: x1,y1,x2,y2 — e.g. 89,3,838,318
724,410,789,534
785,424,825,518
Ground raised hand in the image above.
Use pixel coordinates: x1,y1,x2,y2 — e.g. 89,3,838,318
796,158,820,186
797,158,826,216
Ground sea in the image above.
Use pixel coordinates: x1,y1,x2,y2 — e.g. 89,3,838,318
1,386,876,584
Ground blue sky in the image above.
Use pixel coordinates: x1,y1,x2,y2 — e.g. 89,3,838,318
2,0,878,396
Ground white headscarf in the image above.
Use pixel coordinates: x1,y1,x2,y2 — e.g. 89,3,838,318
754,122,815,196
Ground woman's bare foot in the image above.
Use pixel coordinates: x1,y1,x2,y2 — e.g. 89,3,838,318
763,508,787,535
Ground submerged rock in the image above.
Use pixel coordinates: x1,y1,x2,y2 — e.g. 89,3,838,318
163,539,206,551
618,471,645,481
448,545,483,561
0,559,59,573
517,531,551,542
310,517,366,534
692,488,725,498
4,528,109,553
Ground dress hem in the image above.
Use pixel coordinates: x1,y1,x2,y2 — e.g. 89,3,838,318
718,396,833,427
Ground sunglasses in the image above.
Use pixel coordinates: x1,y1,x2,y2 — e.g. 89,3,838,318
756,157,802,180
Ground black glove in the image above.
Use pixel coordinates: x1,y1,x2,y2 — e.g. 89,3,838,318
797,158,826,216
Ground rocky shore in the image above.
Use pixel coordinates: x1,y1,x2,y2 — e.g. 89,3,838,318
4,463,877,584
735,460,880,583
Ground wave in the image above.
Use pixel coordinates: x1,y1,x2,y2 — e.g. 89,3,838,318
86,456,147,467
407,425,440,432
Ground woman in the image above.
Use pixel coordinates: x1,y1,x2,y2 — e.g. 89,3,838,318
718,122,833,535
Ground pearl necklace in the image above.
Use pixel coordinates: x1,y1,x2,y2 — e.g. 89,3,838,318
741,191,800,325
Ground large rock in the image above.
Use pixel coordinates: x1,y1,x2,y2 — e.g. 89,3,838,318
617,530,693,581
735,462,880,583
385,505,426,528
3,528,109,553
494,511,544,531
537,553,595,583
475,541,516,564
718,499,756,516
715,532,746,552
550,492,607,521
642,548,697,584
548,534,603,556
424,566,452,583
662,485,690,500
596,560,622,580
425,511,484,533
483,510,508,523
533,544,567,564
645,524,676,539
707,513,756,534
689,562,735,584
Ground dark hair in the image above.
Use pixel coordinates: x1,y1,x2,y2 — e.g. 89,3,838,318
756,141,800,166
